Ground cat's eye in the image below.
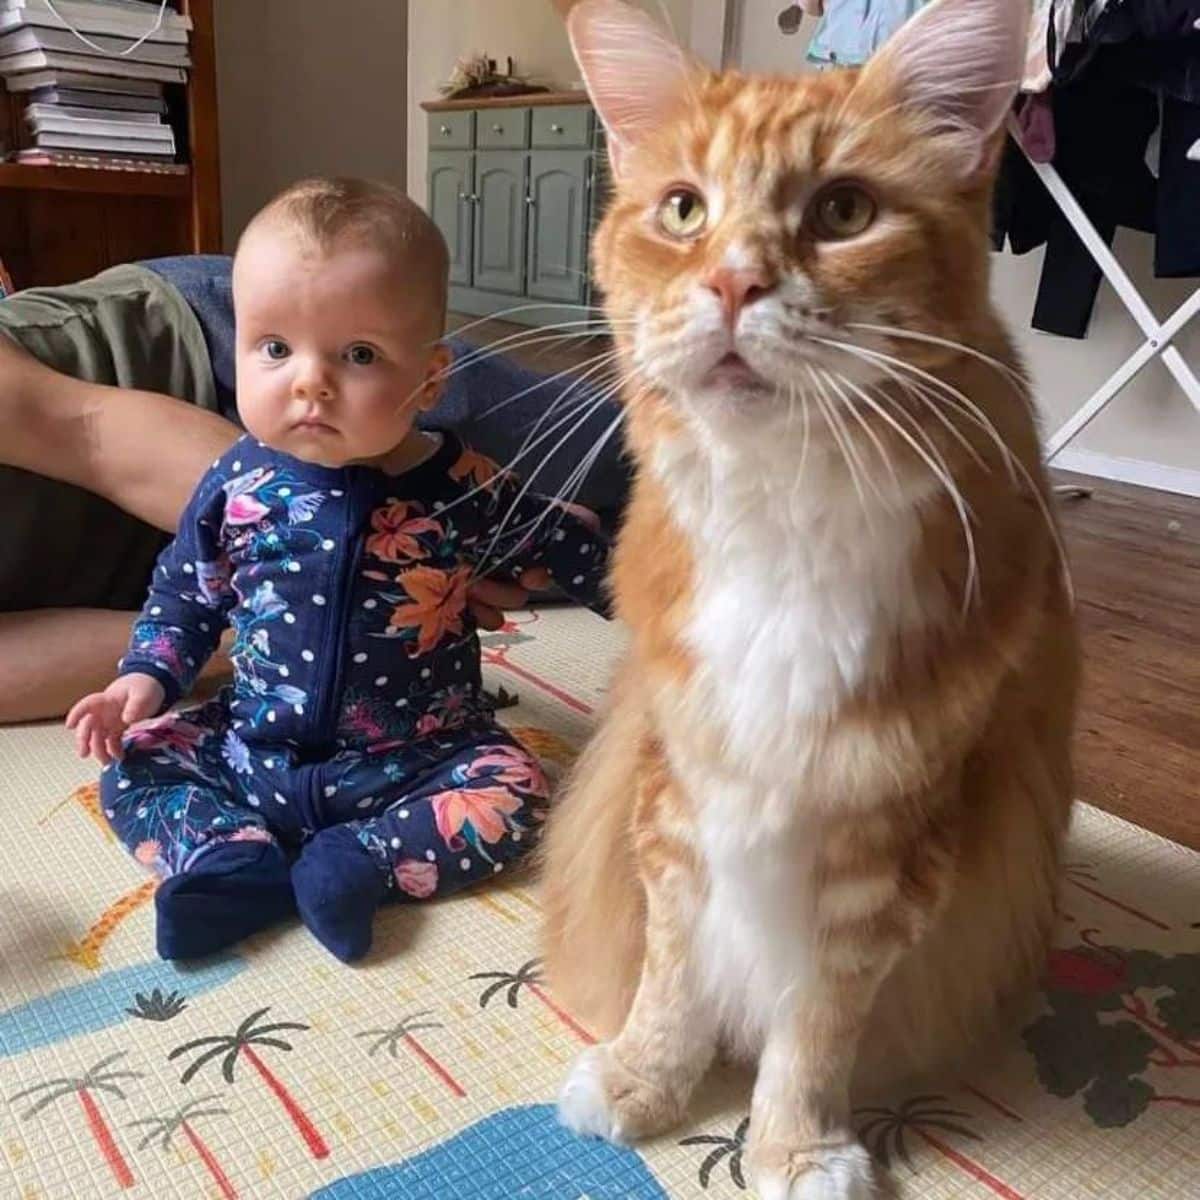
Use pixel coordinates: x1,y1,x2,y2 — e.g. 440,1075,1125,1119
658,188,708,240
808,183,877,241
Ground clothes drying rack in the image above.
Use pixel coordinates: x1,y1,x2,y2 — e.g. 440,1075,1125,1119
1007,116,1200,470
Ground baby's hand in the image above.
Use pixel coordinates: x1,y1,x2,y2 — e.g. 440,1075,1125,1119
65,674,165,766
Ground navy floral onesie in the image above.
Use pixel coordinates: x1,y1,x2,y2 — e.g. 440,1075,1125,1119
100,431,608,962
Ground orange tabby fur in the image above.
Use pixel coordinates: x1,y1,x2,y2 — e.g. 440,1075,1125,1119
539,1,1077,1195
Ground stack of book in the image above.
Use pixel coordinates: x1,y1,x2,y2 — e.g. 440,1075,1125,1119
0,0,192,173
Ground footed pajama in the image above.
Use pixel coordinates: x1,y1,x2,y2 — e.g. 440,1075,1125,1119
99,431,606,960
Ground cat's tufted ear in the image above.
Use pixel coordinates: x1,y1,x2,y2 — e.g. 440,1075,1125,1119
567,0,698,176
857,0,1028,178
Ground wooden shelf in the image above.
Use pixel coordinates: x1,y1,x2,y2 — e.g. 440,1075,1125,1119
0,162,191,198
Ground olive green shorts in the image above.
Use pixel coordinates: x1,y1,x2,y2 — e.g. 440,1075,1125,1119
0,265,217,613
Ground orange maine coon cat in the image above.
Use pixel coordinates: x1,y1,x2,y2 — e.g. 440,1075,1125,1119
539,0,1079,1196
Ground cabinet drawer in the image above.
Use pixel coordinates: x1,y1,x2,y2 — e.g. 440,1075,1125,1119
531,105,592,148
476,108,530,149
428,111,473,149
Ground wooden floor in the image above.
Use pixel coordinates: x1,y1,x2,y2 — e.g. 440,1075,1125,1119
1055,474,1199,850
451,316,1200,851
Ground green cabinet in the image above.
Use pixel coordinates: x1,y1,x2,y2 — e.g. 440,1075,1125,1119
526,151,590,305
473,151,527,296
425,99,607,327
428,151,473,287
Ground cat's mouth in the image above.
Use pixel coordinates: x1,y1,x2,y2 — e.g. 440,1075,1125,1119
705,351,768,391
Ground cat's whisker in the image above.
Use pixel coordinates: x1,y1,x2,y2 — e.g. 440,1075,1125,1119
796,382,813,497
827,367,981,616
505,351,624,475
430,377,618,524
815,337,1071,604
526,400,633,559
441,302,612,343
819,366,902,503
821,368,887,519
472,373,631,580
872,362,1071,612
394,323,622,413
850,350,993,476
846,322,1027,391
806,365,873,531
435,321,622,381
473,394,630,585
811,336,1005,478
472,347,623,425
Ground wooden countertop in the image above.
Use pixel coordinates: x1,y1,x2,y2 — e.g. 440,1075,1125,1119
422,90,589,112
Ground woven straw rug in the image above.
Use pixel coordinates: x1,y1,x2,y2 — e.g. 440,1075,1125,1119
1,607,1197,1199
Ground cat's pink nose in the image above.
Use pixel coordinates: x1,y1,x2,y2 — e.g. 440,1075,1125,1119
703,266,773,327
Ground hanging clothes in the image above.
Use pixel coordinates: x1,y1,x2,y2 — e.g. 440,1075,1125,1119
993,1,1200,336
804,0,927,67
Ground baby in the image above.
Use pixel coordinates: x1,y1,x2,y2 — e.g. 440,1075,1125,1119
66,177,608,964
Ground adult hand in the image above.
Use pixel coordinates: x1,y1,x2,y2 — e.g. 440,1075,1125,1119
467,567,552,631
65,673,165,765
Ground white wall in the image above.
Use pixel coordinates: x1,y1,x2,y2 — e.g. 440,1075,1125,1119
407,0,693,205
732,0,815,72
730,0,1200,490
214,0,408,250
992,238,1200,488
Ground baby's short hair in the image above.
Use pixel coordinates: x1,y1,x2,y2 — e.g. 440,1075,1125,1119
240,176,449,336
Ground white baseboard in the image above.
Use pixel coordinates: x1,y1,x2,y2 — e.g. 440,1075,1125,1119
1049,447,1200,498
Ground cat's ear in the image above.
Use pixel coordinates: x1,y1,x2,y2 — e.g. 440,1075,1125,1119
567,0,698,175
857,0,1028,177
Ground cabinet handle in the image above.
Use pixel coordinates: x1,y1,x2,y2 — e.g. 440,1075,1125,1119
550,122,563,133
492,123,504,133
439,124,451,135
525,194,535,207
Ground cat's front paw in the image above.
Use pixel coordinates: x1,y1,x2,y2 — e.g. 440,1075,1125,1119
557,1043,688,1144
749,1140,878,1200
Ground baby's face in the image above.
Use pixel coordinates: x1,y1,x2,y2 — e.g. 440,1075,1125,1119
232,229,448,468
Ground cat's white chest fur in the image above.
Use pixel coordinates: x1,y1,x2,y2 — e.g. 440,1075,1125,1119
655,427,928,780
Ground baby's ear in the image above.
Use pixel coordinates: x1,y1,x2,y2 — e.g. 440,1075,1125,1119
417,344,452,411
857,0,1028,179
567,0,699,176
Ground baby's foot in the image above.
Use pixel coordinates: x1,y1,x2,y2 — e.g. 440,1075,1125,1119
291,826,388,963
156,836,294,960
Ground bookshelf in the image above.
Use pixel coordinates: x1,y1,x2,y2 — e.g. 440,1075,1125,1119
0,0,221,289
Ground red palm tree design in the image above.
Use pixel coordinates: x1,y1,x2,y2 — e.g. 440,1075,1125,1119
856,1094,1025,1200
128,1096,238,1199
10,1051,143,1189
471,957,595,1043
169,1007,330,1160
356,1010,467,1098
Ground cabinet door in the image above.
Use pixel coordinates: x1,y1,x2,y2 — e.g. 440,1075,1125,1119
472,151,527,296
525,150,590,305
428,152,473,287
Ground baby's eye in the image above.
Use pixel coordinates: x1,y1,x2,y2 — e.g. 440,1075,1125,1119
261,339,290,361
345,344,377,366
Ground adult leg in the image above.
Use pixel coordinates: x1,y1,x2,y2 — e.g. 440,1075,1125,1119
101,701,293,960
0,610,232,724
291,726,550,961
